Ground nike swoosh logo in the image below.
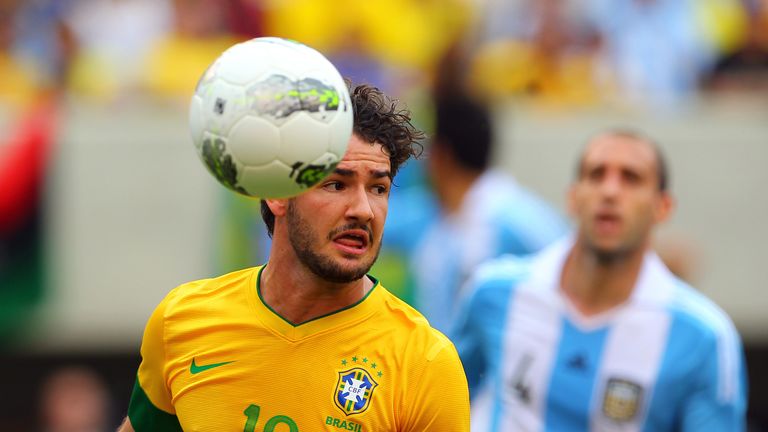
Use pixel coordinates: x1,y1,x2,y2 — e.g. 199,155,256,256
190,358,235,374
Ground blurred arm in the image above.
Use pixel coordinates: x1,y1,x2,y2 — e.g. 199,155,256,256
117,417,135,432
680,325,748,431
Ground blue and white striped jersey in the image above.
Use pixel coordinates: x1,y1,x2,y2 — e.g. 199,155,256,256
385,170,568,334
453,239,747,432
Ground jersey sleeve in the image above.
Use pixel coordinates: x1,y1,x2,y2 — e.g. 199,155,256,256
400,337,470,431
679,323,748,431
451,278,488,397
451,257,522,398
128,289,183,431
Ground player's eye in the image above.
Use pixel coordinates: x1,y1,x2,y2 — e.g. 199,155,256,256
586,167,605,183
372,184,389,195
323,181,345,191
622,170,642,185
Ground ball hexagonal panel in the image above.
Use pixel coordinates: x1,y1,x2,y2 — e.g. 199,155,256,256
201,79,249,136
278,113,330,166
227,115,281,167
239,160,299,198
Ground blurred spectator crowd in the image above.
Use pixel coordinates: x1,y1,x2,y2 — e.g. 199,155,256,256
0,0,766,111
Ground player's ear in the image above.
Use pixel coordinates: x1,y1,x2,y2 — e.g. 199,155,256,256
265,198,289,217
654,191,674,224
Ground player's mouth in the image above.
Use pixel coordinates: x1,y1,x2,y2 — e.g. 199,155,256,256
331,228,371,255
594,211,621,234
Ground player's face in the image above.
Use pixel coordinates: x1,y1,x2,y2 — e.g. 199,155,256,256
286,134,391,283
569,135,671,260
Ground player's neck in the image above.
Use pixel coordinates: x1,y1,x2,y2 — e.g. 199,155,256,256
435,168,481,214
560,243,646,317
259,259,372,325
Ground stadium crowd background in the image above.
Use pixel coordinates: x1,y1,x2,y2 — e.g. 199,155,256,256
0,0,767,430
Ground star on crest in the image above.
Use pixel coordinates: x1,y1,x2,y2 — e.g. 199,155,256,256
339,355,384,378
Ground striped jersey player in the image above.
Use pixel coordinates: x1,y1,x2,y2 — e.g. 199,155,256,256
452,130,746,431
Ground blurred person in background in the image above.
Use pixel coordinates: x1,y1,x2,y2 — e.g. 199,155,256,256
0,100,59,341
0,0,42,106
469,0,603,106
1,0,77,103
584,0,723,108
706,0,768,93
453,129,746,431
470,0,748,109
63,0,258,101
328,24,394,94
384,88,568,334
142,0,246,99
118,84,470,431
264,0,469,84
39,366,112,432
224,0,264,40
0,0,68,342
63,0,172,100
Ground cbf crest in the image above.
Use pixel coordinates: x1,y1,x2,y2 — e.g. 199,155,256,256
335,368,378,415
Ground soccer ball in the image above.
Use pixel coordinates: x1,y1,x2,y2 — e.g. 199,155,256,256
188,37,353,198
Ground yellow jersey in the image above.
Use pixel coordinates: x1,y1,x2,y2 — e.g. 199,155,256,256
128,266,470,431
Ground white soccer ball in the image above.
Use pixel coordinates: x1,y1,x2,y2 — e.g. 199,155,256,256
189,37,352,198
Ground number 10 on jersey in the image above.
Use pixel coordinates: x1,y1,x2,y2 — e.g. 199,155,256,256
244,404,299,432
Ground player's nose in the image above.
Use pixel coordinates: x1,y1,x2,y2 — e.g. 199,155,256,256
345,185,375,222
599,172,622,198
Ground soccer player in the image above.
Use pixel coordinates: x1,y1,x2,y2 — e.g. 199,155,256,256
383,94,567,333
453,129,747,431
118,84,471,431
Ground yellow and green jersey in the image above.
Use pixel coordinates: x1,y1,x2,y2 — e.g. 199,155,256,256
128,266,470,431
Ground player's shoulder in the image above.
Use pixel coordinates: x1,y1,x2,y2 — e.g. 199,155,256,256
667,279,741,345
376,286,440,334
480,171,568,234
163,266,259,310
465,254,535,302
666,278,745,403
474,253,534,283
376,286,458,360
463,240,570,313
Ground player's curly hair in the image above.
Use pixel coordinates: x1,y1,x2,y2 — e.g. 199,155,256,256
349,83,424,176
260,82,424,237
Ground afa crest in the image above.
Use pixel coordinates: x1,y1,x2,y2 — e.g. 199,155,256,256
335,368,378,415
602,378,643,422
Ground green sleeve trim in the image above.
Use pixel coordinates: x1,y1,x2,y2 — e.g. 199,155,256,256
128,376,183,432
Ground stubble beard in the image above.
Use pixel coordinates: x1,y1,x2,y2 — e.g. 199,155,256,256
286,201,380,284
590,245,631,265
583,229,646,266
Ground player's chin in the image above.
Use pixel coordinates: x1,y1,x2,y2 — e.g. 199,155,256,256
337,250,377,268
590,239,637,262
334,254,376,272
323,260,376,284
